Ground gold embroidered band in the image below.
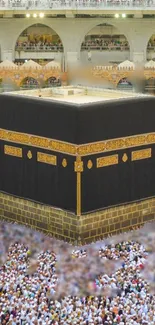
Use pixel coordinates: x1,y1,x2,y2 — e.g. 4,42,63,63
0,128,155,156
0,129,76,156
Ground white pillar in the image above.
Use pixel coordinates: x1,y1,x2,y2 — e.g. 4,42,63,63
66,51,79,69
1,49,14,61
132,51,145,64
128,29,149,64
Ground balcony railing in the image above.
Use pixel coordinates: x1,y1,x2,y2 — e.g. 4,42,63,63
0,0,155,10
15,45,64,52
147,46,155,51
81,45,130,50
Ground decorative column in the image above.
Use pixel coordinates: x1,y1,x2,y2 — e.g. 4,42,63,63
1,49,14,61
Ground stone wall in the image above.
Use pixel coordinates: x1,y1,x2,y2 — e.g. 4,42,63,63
79,200,155,243
0,192,154,244
0,192,77,242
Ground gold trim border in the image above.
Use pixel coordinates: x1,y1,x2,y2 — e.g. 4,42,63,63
78,135,152,156
131,148,152,161
1,128,155,156
4,145,22,158
0,129,76,156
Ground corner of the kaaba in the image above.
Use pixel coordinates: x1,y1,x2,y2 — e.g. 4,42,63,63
0,93,155,243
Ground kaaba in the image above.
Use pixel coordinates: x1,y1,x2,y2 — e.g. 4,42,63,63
0,92,155,216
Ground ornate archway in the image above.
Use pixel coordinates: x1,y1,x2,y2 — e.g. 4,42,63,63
45,76,61,87
20,77,39,89
117,77,133,90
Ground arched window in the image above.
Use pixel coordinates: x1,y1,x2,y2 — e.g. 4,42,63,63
15,24,64,64
147,35,155,60
20,77,39,89
81,24,130,66
45,77,61,87
117,78,133,90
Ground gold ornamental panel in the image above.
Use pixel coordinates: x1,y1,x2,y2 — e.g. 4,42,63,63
131,148,152,161
122,153,128,162
37,152,57,165
27,150,32,159
97,154,118,168
87,160,93,169
4,145,22,158
62,158,67,167
74,156,84,172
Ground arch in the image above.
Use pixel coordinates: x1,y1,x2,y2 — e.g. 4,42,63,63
80,23,131,66
14,23,64,58
117,77,133,90
146,34,155,60
11,20,65,52
20,76,39,89
45,76,61,87
79,20,132,54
